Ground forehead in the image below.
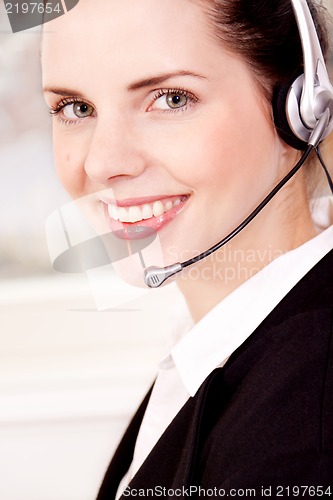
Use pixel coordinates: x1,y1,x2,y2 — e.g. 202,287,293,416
41,0,236,90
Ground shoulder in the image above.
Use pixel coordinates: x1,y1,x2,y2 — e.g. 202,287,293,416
196,250,333,488
226,247,333,377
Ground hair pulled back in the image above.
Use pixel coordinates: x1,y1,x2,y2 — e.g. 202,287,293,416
194,0,330,100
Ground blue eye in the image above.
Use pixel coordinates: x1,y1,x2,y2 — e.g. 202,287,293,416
162,92,188,109
66,102,94,118
149,88,197,112
50,99,95,122
62,101,94,119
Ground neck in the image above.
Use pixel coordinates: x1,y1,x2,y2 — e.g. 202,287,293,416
176,175,317,323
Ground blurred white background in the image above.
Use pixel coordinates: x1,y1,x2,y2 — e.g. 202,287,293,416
0,1,332,499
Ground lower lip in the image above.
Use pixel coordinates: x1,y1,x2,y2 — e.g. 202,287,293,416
102,197,189,240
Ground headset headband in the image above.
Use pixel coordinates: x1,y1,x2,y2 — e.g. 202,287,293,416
275,0,333,148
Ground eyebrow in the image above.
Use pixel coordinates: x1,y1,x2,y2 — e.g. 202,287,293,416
127,71,208,91
43,87,86,98
43,70,208,97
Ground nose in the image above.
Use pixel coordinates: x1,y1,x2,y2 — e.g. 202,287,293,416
84,114,147,185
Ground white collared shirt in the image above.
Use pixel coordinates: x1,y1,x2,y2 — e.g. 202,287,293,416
116,196,333,496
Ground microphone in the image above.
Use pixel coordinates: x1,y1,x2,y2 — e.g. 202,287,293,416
144,110,331,288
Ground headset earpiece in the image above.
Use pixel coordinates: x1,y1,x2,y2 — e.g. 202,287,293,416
273,74,309,150
273,0,333,150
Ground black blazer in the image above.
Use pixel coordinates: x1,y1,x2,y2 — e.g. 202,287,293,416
97,249,333,499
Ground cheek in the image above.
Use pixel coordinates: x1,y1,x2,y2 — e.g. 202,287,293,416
154,105,274,195
53,128,89,199
197,106,278,197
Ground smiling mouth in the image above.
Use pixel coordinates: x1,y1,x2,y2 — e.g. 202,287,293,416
101,194,189,239
106,195,188,223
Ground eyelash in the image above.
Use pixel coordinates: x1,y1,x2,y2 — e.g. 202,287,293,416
49,87,199,125
150,87,199,113
49,97,90,125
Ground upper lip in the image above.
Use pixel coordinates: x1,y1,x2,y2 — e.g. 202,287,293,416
99,194,189,207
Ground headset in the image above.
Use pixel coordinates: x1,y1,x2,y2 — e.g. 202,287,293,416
144,0,333,288
273,0,333,149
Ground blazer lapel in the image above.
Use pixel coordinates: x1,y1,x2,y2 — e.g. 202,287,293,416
96,385,153,499
119,369,226,495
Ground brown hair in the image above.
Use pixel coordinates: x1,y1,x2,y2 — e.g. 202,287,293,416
194,0,332,191
193,0,330,101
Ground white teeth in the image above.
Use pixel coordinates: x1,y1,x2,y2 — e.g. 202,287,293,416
142,204,153,219
153,201,164,217
108,204,119,221
128,206,143,223
118,207,130,223
107,196,186,223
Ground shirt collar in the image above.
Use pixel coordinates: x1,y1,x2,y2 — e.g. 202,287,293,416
171,196,333,397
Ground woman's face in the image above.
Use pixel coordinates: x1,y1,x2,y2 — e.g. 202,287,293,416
42,0,288,271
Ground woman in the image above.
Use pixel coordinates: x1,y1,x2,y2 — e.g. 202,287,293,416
41,0,333,497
